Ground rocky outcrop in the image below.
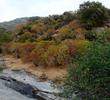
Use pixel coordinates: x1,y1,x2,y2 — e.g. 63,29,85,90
0,69,64,100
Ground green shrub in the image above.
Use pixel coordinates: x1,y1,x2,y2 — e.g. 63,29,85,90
85,29,110,43
70,40,90,55
58,27,76,40
18,32,36,42
42,44,69,66
30,40,70,67
30,41,54,66
0,32,12,45
63,42,110,99
78,1,109,29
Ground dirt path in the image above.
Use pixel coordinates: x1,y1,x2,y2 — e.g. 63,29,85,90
4,55,67,81
0,55,65,100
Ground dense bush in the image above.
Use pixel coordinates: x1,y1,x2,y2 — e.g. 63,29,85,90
53,20,85,42
30,47,44,66
55,27,75,42
5,39,91,67
0,28,12,54
30,41,70,67
5,40,89,67
6,43,36,62
85,29,110,42
30,41,52,66
78,1,109,29
69,40,90,55
63,42,110,99
18,32,36,42
18,43,36,62
0,28,12,45
42,44,69,66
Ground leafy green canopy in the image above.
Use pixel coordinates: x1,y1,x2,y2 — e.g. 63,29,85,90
78,1,109,29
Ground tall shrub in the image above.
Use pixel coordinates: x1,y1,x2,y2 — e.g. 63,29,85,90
63,42,110,99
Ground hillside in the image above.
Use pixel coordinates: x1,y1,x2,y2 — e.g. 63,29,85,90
0,17,29,31
0,16,41,31
1,3,110,72
0,1,110,100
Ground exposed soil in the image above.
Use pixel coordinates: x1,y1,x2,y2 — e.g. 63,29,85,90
4,55,67,81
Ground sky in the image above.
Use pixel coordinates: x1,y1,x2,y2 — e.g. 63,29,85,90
0,0,110,22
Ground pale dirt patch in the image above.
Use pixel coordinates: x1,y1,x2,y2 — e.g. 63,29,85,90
3,55,67,81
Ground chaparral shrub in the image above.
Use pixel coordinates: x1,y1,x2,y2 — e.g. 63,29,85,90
63,42,110,99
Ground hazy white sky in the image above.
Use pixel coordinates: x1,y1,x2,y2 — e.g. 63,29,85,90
0,0,110,22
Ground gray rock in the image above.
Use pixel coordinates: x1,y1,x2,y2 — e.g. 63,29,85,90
0,70,64,100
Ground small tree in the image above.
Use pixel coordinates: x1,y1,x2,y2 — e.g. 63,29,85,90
78,1,109,29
